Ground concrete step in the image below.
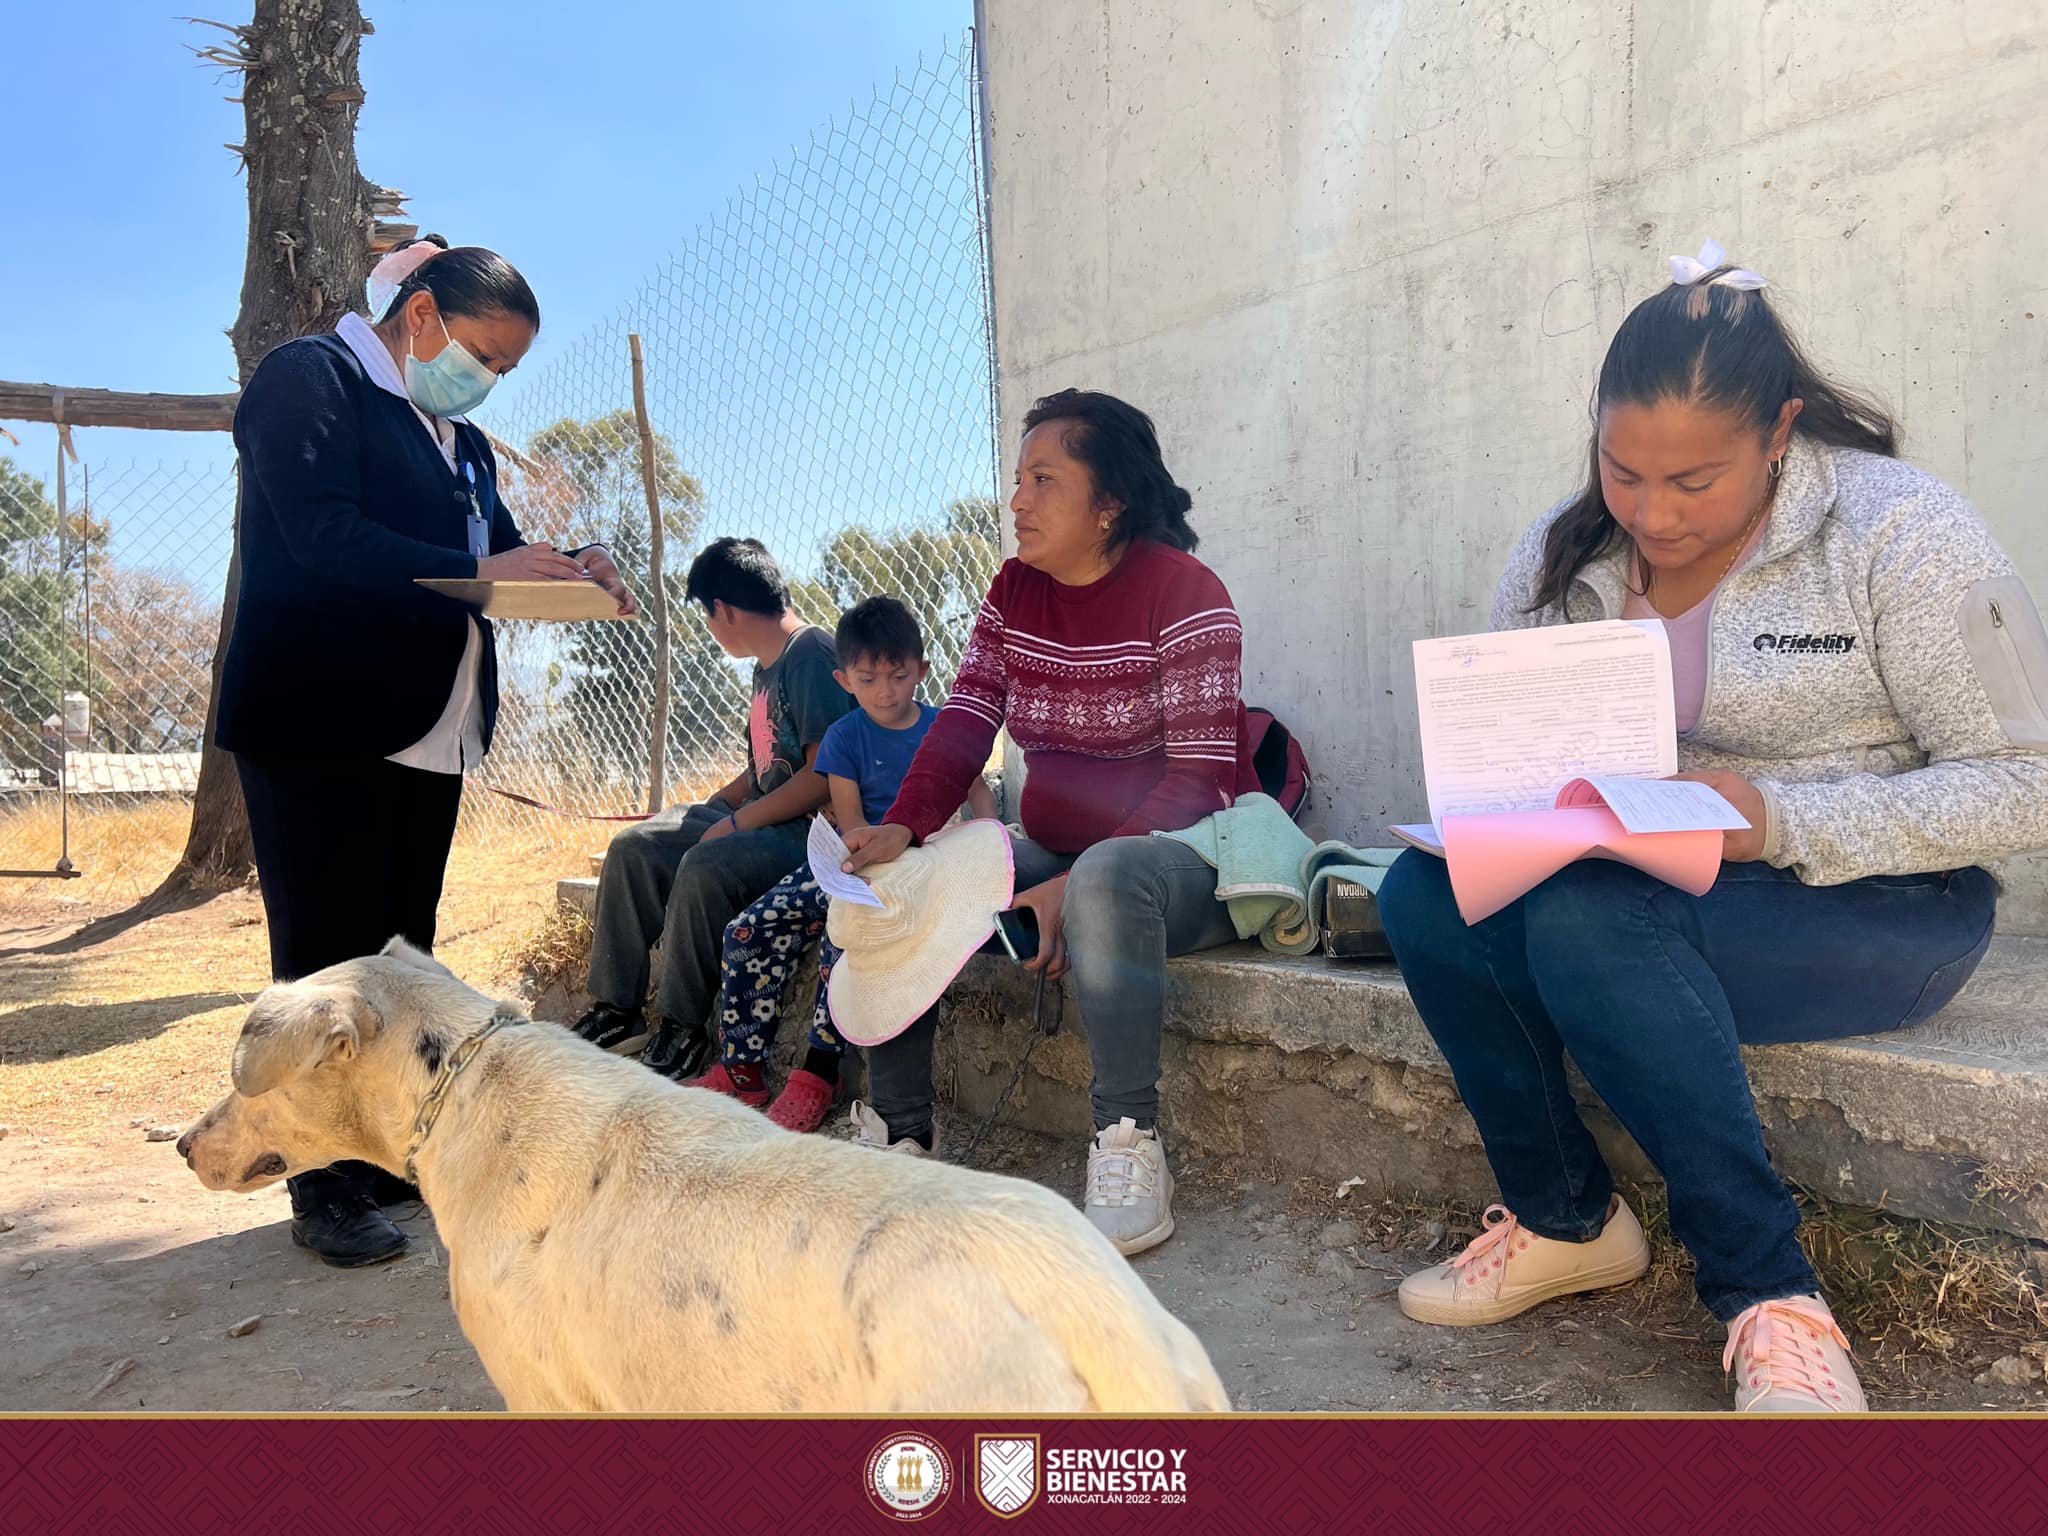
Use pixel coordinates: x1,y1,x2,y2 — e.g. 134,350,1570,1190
553,875,2048,1239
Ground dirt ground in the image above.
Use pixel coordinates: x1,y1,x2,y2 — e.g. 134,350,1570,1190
4,877,2042,1414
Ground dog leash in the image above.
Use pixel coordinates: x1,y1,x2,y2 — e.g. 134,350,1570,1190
469,781,653,822
404,1007,528,1185
957,966,1064,1169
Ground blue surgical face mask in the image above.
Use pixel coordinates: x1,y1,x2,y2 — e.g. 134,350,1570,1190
404,308,498,418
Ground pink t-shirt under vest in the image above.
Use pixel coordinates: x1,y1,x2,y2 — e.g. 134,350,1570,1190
1621,519,1769,734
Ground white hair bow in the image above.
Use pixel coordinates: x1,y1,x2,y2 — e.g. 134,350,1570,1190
1669,238,1768,291
366,242,443,321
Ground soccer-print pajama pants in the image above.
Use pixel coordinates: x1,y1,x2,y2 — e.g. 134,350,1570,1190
717,866,844,1065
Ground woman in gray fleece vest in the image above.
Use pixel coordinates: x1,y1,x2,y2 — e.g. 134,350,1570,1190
1377,243,2048,1414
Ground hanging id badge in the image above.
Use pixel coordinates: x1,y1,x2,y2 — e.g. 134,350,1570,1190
461,457,490,560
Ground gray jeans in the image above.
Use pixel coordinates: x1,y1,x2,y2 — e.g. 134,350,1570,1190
865,832,1234,1141
585,799,811,1030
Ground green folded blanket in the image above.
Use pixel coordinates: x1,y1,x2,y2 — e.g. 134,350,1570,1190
1157,794,1401,955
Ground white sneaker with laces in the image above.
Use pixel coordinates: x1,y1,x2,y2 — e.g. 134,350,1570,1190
1084,1118,1174,1256
848,1100,932,1157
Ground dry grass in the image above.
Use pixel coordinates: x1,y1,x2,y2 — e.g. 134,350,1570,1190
1975,1161,2048,1209
1793,1193,2048,1355
0,807,594,1138
0,788,618,917
500,901,593,1000
0,798,198,912
434,813,603,974
1613,1186,2048,1362
1284,1174,2048,1375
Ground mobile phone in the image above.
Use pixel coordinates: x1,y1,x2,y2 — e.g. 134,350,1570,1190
993,905,1040,962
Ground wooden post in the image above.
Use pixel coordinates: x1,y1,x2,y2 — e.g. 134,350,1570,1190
629,333,672,816
53,427,75,875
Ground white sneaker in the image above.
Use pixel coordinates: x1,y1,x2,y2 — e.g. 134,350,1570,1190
1724,1295,1868,1412
1084,1118,1174,1256
848,1100,933,1157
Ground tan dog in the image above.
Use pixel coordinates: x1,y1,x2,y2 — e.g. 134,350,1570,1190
177,939,1230,1413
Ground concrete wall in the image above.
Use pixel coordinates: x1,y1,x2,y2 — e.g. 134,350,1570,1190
977,0,2048,920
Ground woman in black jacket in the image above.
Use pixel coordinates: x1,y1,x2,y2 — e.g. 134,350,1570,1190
220,236,634,1266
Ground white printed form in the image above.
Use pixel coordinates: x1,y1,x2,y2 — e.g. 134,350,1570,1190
806,815,885,908
1413,621,1678,824
1560,776,1751,833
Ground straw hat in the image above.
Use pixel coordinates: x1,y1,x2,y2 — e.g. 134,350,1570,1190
825,819,1015,1047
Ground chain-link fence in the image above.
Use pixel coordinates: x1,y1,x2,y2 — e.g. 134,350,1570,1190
0,453,236,899
1,31,999,902
473,32,1000,842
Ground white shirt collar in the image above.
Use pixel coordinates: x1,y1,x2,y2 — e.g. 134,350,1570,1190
336,311,466,423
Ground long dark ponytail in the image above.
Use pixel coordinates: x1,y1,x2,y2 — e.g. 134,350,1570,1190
1529,266,1900,611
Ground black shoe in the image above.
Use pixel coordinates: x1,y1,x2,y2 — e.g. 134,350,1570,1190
361,1167,424,1208
573,1002,650,1055
640,1019,711,1080
290,1195,409,1268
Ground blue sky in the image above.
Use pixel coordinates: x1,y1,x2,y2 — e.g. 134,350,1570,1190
1,0,983,582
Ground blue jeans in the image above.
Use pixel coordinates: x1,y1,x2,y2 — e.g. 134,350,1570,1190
1377,852,1998,1320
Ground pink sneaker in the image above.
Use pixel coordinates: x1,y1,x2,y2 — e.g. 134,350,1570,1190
1398,1198,1650,1326
766,1069,838,1133
680,1062,770,1109
1723,1295,1867,1412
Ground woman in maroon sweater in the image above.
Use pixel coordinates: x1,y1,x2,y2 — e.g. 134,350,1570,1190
844,389,1258,1255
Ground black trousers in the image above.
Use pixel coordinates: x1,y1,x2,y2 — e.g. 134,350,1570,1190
236,752,464,1212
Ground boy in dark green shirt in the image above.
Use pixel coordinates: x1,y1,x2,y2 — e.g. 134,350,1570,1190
574,537,854,1078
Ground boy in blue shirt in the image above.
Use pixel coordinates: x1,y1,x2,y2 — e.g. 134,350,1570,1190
683,596,998,1131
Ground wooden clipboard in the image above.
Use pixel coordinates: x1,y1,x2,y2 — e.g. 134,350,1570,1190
415,578,633,621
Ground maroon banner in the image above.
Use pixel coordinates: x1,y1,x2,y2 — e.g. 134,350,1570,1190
3,1415,2044,1534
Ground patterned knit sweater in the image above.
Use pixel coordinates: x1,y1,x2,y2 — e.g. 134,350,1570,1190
886,539,1259,854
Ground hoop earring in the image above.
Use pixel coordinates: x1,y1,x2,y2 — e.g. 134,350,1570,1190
1768,458,1783,480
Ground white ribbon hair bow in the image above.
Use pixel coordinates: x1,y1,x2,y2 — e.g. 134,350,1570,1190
1669,238,1768,291
366,242,443,322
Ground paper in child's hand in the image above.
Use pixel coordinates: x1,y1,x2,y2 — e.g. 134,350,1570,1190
807,816,884,908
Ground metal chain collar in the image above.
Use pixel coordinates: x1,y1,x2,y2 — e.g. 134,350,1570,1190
403,1008,526,1185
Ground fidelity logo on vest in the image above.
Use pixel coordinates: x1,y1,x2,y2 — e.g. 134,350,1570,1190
1753,633,1857,655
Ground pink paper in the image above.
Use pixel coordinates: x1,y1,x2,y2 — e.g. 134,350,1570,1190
1438,804,1725,925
